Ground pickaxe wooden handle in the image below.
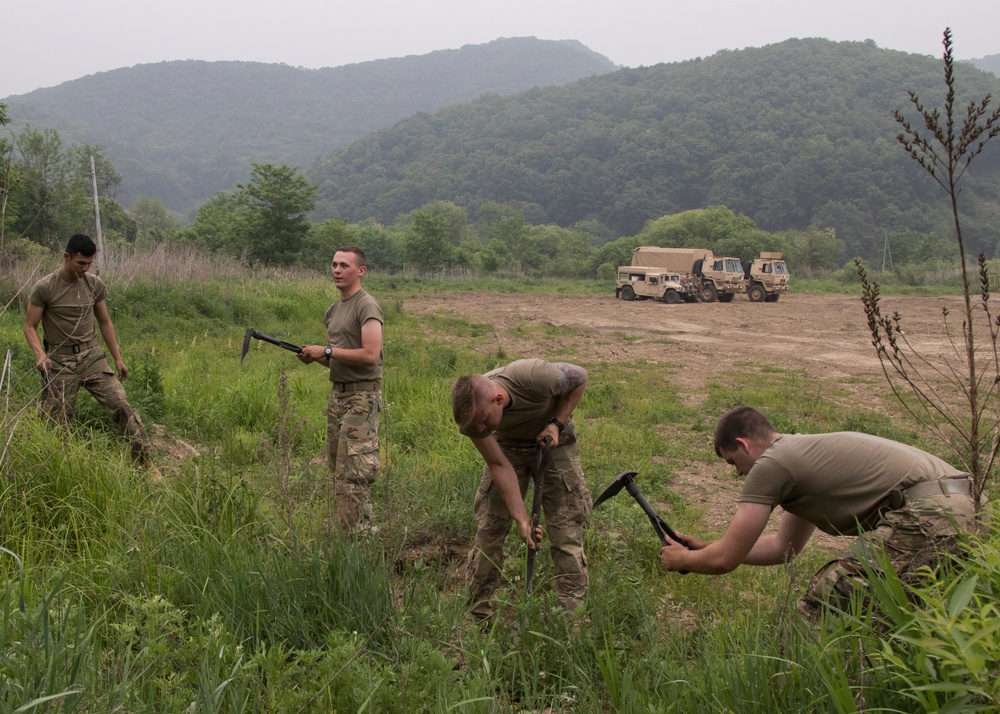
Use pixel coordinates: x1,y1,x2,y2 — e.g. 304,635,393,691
525,435,553,594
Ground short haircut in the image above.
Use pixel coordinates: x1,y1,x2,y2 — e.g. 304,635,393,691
451,374,492,429
714,407,778,456
451,376,477,428
334,246,366,268
66,234,97,257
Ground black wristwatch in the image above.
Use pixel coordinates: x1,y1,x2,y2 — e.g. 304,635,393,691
324,347,333,359
548,416,566,433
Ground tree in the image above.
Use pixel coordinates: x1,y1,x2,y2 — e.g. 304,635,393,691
354,221,402,273
404,210,451,271
553,229,596,278
395,201,469,246
858,29,1000,508
0,103,16,249
130,196,180,245
636,206,768,262
788,226,844,273
302,218,358,269
13,126,74,246
236,163,318,265
182,192,245,255
69,144,123,200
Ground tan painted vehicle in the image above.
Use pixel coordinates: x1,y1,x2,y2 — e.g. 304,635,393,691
617,247,744,303
615,266,688,303
744,251,790,302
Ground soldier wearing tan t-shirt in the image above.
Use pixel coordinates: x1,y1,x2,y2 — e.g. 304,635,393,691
658,406,977,621
298,247,383,533
23,234,155,472
451,359,593,622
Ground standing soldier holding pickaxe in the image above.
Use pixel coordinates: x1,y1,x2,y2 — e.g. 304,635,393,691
451,359,592,624
298,247,384,534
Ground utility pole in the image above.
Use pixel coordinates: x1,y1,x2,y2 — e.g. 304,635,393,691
881,232,893,274
89,154,104,273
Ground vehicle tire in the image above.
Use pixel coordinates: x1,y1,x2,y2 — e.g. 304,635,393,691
663,289,681,304
718,292,735,303
699,283,718,303
748,284,766,302
621,285,636,302
766,293,780,302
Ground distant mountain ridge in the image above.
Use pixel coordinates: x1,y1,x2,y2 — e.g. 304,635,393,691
969,53,1000,75
3,37,617,213
308,38,1000,258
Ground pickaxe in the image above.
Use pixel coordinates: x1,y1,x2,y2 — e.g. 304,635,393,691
240,328,303,363
593,471,690,572
525,435,553,594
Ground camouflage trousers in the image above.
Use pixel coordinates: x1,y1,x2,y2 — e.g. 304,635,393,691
466,441,592,621
41,348,151,465
798,490,978,622
326,387,381,531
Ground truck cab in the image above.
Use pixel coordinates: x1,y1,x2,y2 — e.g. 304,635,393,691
745,252,790,302
698,256,745,302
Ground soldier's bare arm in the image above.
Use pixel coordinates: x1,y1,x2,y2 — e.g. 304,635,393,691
95,300,128,381
24,302,50,372
539,362,588,446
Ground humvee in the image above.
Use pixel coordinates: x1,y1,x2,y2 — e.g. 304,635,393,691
616,266,688,303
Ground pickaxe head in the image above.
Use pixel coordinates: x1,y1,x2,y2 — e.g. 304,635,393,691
240,327,254,364
593,470,639,509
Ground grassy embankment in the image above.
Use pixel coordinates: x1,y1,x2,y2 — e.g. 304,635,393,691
1,249,996,712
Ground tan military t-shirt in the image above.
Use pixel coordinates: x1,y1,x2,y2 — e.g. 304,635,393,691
461,358,575,442
323,288,383,384
28,269,107,351
741,432,965,535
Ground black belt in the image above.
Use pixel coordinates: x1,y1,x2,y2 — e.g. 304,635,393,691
332,381,379,393
901,476,972,503
48,339,100,355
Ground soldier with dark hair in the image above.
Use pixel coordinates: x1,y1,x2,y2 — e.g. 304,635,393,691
659,406,978,620
24,234,156,474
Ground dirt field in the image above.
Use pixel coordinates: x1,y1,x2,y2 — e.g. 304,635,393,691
403,289,973,548
404,290,968,389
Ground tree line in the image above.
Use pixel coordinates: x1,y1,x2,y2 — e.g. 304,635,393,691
2,103,963,284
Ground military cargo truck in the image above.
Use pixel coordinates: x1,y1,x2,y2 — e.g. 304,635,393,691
620,247,745,303
744,251,790,302
615,266,688,303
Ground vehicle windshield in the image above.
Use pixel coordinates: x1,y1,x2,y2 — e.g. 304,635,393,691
774,262,789,275
724,259,742,273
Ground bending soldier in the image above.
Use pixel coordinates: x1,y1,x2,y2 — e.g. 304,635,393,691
659,406,978,620
451,359,593,622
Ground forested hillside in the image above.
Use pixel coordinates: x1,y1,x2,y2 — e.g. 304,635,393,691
970,53,1000,75
3,38,616,213
310,38,1000,260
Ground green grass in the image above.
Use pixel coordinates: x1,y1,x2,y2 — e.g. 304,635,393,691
1,259,997,712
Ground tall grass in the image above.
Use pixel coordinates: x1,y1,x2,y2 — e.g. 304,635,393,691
0,247,996,711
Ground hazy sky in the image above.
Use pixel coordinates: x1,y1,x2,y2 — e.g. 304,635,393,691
4,0,998,98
